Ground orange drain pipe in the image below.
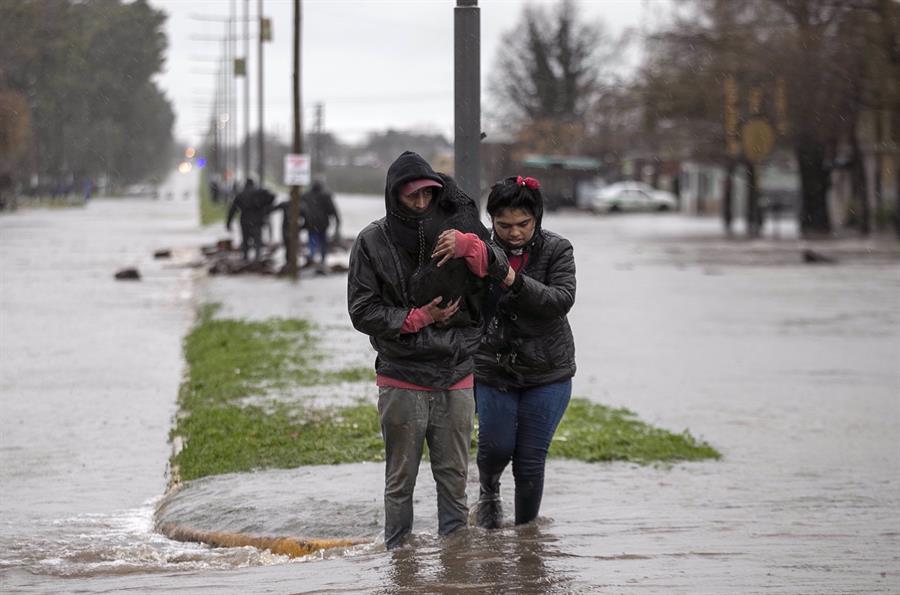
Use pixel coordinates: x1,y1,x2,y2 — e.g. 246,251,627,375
158,523,368,558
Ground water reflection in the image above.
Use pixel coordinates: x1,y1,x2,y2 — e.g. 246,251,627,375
379,525,572,594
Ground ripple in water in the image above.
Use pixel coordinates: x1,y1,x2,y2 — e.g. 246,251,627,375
0,499,292,578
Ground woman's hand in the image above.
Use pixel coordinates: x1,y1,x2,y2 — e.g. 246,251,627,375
432,229,460,267
422,296,461,324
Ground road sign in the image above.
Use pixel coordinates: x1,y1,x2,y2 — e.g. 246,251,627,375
284,153,310,186
741,119,775,163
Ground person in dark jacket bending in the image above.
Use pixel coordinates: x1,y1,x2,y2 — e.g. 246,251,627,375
472,175,576,529
226,178,274,261
347,151,508,549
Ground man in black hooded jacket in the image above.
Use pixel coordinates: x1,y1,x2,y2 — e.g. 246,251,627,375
226,178,274,261
348,151,508,549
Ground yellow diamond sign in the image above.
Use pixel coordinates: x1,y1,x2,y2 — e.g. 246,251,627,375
741,119,775,162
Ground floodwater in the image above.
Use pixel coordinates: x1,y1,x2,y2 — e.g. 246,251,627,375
1,186,898,593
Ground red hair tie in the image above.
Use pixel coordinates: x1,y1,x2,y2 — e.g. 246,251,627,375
515,175,541,190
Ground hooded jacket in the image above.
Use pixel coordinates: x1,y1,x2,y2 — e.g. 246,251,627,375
348,151,508,388
301,181,338,234
475,219,576,391
227,183,274,229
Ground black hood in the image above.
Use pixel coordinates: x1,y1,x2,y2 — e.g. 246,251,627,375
382,151,468,266
384,151,445,214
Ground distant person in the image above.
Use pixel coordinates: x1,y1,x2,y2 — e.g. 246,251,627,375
300,180,340,271
226,178,274,261
347,151,509,549
209,179,221,204
469,175,577,529
0,173,12,210
270,200,306,266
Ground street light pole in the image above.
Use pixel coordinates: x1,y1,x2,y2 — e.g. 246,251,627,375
454,0,480,204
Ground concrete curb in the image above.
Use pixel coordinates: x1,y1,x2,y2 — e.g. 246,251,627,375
156,522,368,558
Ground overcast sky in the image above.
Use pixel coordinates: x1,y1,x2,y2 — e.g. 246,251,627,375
148,0,671,146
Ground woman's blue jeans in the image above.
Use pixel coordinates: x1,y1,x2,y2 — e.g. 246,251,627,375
475,379,571,525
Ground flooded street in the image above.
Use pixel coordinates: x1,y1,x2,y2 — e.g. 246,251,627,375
2,191,898,593
0,173,254,586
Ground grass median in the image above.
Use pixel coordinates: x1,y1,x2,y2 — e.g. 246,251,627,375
171,305,719,482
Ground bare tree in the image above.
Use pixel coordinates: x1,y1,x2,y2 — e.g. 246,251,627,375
642,0,891,237
486,0,621,152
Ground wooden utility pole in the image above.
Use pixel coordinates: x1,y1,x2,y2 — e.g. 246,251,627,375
286,0,303,279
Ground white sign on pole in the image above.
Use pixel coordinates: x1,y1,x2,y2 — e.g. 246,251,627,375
284,153,310,186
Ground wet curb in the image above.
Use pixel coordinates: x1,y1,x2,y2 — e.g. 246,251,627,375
157,406,370,559
155,521,366,558
156,439,369,559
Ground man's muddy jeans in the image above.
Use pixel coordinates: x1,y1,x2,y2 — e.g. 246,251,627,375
377,386,475,549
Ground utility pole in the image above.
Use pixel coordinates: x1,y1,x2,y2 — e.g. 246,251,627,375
286,0,303,279
257,0,265,185
454,0,480,204
188,14,251,185
229,0,237,184
243,0,250,180
223,17,233,186
217,49,225,179
313,102,324,179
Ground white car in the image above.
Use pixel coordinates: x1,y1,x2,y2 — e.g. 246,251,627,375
121,183,159,199
590,181,677,213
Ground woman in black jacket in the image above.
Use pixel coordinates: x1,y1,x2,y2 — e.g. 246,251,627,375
473,175,577,529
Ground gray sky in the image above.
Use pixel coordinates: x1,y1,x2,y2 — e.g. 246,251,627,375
148,0,669,146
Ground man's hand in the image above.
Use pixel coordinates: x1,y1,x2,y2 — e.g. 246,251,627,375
422,296,461,324
431,229,459,267
503,266,516,286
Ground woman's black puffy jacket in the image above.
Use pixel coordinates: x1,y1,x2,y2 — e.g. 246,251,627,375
475,229,576,390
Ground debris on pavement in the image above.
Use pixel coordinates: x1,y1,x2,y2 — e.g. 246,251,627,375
114,267,141,280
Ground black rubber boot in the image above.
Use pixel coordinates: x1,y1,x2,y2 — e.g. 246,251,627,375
475,474,504,529
514,484,542,526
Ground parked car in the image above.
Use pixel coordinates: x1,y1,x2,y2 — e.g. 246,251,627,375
589,181,677,213
121,183,159,199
